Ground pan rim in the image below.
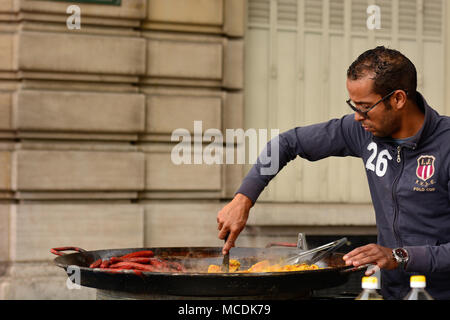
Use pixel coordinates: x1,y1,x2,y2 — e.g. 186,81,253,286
53,245,352,277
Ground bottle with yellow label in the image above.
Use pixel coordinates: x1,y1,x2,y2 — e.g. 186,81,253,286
404,275,434,300
355,276,383,300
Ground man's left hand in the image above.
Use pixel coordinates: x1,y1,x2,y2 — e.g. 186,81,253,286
343,244,398,276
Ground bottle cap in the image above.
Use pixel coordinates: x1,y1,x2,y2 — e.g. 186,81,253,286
410,275,426,288
361,276,378,289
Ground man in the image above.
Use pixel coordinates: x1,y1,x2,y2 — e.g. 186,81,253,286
216,46,450,300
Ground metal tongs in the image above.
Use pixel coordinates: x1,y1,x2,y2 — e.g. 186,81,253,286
282,237,348,265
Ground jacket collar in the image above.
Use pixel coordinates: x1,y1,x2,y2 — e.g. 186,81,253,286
373,91,439,150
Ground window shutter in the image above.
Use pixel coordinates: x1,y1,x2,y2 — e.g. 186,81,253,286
399,0,417,34
248,0,270,25
423,0,442,37
305,0,322,28
351,0,367,31
329,0,345,31
375,0,392,32
278,0,297,27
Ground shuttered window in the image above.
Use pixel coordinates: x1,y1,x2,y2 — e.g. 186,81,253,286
352,0,367,32
329,0,344,31
246,0,447,203
248,0,270,25
399,0,416,34
304,0,322,28
278,0,297,26
423,0,442,37
375,0,392,32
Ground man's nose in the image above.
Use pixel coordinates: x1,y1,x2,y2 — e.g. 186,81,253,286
354,111,365,122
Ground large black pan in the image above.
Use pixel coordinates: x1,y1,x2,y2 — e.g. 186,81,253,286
51,246,366,298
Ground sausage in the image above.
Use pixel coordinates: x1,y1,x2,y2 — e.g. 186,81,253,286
108,262,157,272
89,258,102,268
119,250,154,259
108,257,152,264
100,259,111,268
89,250,185,273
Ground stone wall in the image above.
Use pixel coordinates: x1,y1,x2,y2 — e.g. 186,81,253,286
0,0,246,299
0,0,376,299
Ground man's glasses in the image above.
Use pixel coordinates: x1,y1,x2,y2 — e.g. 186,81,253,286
346,90,406,119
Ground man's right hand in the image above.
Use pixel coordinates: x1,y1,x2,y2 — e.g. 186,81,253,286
217,193,253,255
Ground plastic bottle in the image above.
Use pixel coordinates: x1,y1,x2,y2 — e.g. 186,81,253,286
404,275,434,300
355,276,383,300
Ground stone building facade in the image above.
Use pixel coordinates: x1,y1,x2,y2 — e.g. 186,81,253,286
0,0,448,299
0,0,245,299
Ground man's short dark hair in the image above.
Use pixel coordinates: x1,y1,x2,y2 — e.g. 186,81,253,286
347,46,417,102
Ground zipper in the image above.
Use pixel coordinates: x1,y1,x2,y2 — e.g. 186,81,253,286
392,145,404,246
396,146,401,163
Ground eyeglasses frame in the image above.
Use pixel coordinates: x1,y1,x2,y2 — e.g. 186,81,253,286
346,89,408,119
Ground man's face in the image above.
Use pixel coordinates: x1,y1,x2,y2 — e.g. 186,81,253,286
346,76,399,138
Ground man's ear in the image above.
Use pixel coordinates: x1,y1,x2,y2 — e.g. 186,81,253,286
393,90,408,110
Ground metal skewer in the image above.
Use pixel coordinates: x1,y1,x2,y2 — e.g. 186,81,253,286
221,233,230,272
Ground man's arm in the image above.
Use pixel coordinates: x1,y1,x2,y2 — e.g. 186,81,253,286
344,175,450,274
343,242,450,274
399,164,450,272
236,114,364,203
217,114,366,254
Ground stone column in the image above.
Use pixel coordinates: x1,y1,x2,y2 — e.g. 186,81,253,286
139,0,245,247
0,0,146,299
